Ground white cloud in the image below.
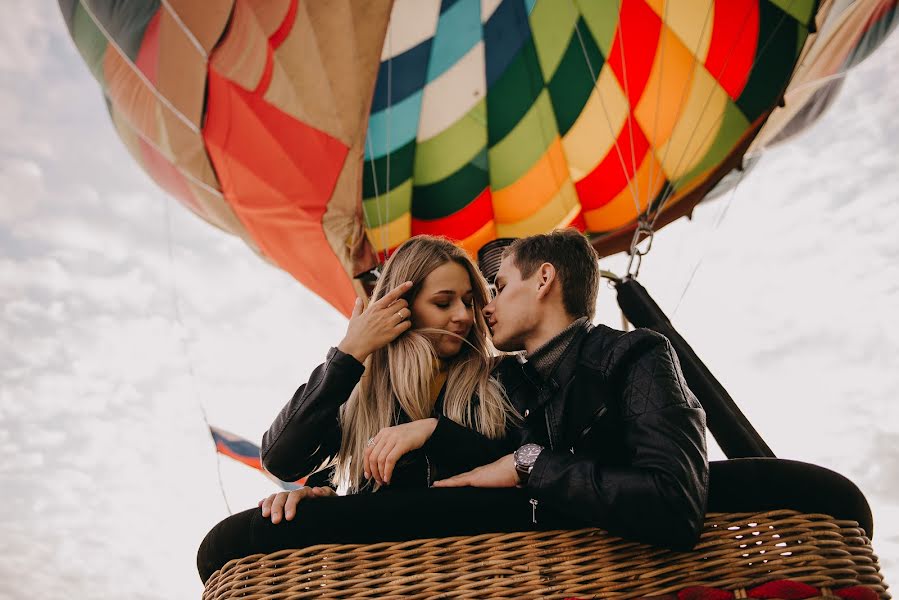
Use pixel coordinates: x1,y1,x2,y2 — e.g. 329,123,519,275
0,256,74,298
0,1,53,74
0,158,42,223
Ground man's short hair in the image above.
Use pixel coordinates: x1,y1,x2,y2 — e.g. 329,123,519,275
504,228,599,320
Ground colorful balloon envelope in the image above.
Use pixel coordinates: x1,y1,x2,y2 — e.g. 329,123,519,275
59,0,897,316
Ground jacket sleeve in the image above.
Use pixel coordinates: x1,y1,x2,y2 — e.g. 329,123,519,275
261,347,365,482
527,333,709,550
423,414,517,478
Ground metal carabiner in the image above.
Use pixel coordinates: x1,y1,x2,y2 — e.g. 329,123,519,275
625,219,655,279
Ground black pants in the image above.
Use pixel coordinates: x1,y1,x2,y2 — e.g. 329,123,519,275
197,487,587,583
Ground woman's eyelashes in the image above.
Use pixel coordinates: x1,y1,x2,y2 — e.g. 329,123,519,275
433,298,474,310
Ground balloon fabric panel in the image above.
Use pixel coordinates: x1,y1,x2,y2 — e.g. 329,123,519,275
842,1,898,68
362,0,818,260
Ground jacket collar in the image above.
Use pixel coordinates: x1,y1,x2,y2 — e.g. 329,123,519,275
532,320,593,410
527,316,590,379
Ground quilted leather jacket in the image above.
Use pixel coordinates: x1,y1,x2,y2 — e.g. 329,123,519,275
497,323,709,550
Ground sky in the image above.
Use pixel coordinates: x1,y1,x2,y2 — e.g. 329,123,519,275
0,2,897,598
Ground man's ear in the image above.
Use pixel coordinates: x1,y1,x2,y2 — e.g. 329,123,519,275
535,263,556,300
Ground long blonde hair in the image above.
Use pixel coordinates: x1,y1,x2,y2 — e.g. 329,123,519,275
334,236,512,493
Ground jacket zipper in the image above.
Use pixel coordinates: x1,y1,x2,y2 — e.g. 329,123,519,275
530,498,539,524
544,409,555,450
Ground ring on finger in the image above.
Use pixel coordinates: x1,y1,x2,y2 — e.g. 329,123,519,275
367,437,376,447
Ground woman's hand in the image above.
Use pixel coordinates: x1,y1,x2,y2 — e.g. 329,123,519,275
258,486,336,524
338,282,414,363
364,418,438,485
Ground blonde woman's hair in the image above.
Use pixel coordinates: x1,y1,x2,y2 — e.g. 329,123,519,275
334,236,512,493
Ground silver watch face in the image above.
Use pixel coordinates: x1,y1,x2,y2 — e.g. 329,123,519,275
515,443,543,468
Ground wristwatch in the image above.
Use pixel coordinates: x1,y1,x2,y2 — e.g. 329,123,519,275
513,443,544,485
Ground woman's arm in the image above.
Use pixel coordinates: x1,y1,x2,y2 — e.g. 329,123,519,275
364,411,519,486
261,347,365,481
262,282,415,481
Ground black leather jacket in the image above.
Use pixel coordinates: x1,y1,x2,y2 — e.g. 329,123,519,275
261,326,708,549
498,323,709,550
261,347,511,489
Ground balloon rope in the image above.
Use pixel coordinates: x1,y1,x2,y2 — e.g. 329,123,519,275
78,1,200,134
365,135,385,262
648,0,758,229
644,0,716,219
365,134,384,233
162,193,233,516
570,1,641,213
649,1,796,232
521,4,566,203
160,0,207,58
670,165,749,319
644,0,671,217
384,24,393,261
612,0,644,216
97,102,224,199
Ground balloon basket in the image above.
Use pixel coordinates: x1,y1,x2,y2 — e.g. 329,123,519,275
202,510,889,599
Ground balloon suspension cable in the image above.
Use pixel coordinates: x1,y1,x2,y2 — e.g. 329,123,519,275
163,200,233,516
383,24,394,261
627,2,790,280
642,0,714,223
569,0,641,211
625,217,655,280
645,2,792,232
671,160,750,319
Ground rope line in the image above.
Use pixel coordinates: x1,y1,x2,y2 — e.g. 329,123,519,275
644,0,716,219
79,1,200,134
570,0,642,214
613,0,644,217
649,0,797,232
670,159,749,319
162,192,233,516
383,24,393,260
644,0,671,217
160,0,207,58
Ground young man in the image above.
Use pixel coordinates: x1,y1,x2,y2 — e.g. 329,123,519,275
434,229,709,549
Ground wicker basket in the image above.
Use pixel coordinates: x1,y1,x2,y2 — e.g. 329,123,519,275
201,509,889,599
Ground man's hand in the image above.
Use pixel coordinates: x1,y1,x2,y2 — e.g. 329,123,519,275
432,453,519,488
364,418,438,485
258,486,336,524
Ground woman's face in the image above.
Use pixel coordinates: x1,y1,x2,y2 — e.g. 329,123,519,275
410,261,475,359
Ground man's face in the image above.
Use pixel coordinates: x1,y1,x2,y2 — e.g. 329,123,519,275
483,255,539,352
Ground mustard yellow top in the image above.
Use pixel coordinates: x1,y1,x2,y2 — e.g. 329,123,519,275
430,360,448,404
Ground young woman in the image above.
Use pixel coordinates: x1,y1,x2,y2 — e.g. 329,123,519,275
258,236,515,524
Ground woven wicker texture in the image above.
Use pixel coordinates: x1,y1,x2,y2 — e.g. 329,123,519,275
202,510,889,599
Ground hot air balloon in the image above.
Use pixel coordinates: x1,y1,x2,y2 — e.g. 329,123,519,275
58,0,896,315
58,0,897,598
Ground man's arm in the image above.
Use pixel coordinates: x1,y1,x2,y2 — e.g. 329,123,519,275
423,414,518,478
528,333,708,549
435,333,708,549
